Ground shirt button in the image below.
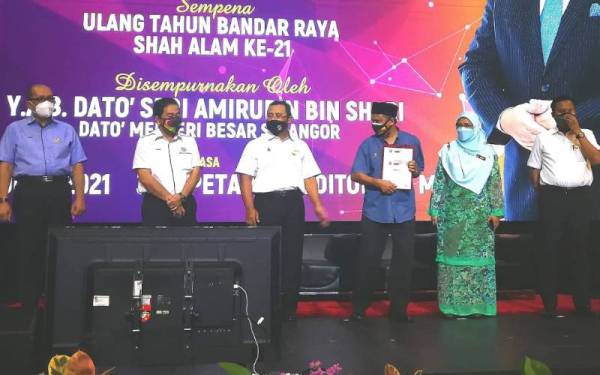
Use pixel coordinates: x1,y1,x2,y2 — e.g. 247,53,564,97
541,83,550,93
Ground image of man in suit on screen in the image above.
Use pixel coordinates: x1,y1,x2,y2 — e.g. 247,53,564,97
459,0,600,220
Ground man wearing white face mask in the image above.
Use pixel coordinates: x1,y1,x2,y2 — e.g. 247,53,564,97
0,84,87,307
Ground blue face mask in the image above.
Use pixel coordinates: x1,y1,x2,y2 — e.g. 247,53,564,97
457,126,475,141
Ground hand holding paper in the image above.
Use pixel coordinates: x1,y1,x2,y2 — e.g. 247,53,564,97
382,146,413,190
377,179,397,194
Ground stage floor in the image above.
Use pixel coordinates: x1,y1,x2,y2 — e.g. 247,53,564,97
107,314,600,375
258,315,600,375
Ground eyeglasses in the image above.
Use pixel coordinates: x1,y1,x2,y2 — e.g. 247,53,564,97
267,113,288,120
28,96,56,103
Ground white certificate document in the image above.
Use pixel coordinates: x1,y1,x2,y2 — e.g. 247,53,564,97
382,146,413,190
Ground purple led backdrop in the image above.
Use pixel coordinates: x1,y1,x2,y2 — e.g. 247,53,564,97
0,0,487,222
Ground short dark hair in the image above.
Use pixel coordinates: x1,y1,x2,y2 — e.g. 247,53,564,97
153,98,179,117
268,100,292,117
551,96,576,112
26,85,37,99
26,84,50,99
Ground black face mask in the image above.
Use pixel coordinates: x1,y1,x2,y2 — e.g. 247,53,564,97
162,117,182,135
372,119,392,136
267,120,288,135
554,114,569,133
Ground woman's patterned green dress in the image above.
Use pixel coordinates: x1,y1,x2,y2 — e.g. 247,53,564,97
428,155,504,316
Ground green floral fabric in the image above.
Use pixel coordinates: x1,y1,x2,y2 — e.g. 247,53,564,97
437,264,497,316
428,155,503,316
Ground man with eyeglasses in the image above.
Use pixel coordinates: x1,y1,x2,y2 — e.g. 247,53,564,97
0,84,87,307
236,100,329,321
133,98,201,225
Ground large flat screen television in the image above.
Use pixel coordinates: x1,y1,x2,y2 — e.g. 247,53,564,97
47,226,281,366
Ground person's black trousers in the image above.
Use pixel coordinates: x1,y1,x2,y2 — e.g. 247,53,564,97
13,177,72,305
537,185,592,313
352,216,415,316
141,193,197,226
254,189,305,318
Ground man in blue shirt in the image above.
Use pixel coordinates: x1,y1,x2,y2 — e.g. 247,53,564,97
348,102,424,322
0,84,87,307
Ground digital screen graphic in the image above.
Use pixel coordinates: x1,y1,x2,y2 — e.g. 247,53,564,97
0,0,493,222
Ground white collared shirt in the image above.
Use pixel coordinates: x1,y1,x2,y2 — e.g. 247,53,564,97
539,0,570,14
132,129,201,194
235,132,321,193
527,128,600,188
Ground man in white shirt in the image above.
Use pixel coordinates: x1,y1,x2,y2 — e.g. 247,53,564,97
133,98,201,225
236,100,329,320
528,96,600,318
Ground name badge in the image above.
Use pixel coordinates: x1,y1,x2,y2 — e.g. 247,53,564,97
476,154,486,161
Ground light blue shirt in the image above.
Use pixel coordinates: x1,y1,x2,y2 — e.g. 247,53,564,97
0,117,87,176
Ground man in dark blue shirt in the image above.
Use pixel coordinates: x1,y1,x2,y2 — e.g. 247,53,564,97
0,84,87,307
348,102,424,322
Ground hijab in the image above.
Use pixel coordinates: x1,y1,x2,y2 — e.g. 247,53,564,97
439,111,496,194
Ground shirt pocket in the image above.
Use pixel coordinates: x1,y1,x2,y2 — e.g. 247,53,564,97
48,137,70,160
176,152,194,172
256,151,271,172
290,149,303,172
573,148,587,163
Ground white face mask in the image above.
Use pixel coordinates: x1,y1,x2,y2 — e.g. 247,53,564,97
34,100,54,118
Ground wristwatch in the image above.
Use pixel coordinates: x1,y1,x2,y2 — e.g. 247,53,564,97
576,131,585,139
0,197,8,203
178,193,187,202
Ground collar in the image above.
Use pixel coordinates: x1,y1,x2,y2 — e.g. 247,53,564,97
152,128,180,142
373,127,402,144
550,128,571,138
26,116,56,126
265,130,295,143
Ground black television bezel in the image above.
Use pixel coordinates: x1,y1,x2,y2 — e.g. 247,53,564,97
46,225,281,365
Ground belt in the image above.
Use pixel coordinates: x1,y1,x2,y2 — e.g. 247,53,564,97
540,185,590,193
15,175,70,183
254,188,301,197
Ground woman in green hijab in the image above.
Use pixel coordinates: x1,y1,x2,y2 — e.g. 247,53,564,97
429,111,504,318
